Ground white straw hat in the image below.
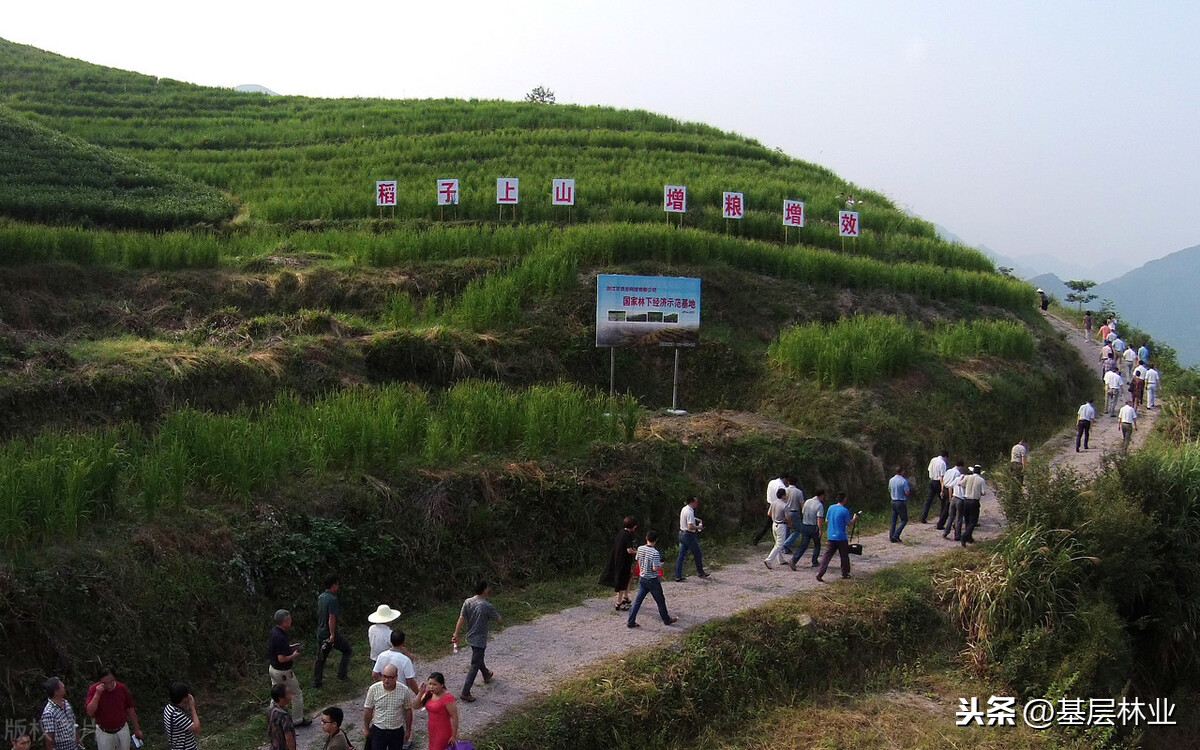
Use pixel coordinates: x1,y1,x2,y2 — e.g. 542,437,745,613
368,604,401,623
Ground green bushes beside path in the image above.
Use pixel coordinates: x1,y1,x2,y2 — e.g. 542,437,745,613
480,567,944,750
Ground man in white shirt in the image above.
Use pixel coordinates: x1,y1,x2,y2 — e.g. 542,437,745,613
1076,399,1096,452
1145,366,1160,408
362,664,414,750
1009,440,1028,482
920,451,948,524
1122,346,1136,380
754,473,791,546
957,466,987,547
938,460,964,531
940,458,969,535
1103,368,1125,417
763,488,792,569
675,496,710,582
789,490,826,569
1117,400,1138,450
371,631,420,695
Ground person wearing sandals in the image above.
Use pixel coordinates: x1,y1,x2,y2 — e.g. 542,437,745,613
599,516,638,611
417,673,459,750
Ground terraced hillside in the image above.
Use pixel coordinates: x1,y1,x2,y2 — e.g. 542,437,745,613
0,36,1093,740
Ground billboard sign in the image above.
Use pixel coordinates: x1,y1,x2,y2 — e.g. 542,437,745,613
596,274,700,348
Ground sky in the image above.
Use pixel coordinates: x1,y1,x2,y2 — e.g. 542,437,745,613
4,0,1199,281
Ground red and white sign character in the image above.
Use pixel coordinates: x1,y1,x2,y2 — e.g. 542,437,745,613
782,199,805,227
376,180,397,207
437,179,459,206
722,191,744,219
839,210,860,237
552,178,575,206
497,177,519,204
664,185,687,213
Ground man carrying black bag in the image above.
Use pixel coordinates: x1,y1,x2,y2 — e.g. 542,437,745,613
816,493,859,582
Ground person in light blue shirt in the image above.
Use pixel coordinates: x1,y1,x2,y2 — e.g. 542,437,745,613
816,493,859,581
1137,345,1150,364
888,468,911,543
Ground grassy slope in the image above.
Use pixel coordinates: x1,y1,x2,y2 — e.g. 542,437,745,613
0,37,1096,748
0,104,235,228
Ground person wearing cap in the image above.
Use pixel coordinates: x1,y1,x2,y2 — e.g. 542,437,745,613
368,605,402,661
1036,288,1048,311
958,466,987,546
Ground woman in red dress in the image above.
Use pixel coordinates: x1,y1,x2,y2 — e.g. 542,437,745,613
418,672,458,750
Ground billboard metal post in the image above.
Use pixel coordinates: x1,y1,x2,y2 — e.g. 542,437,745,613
609,347,615,397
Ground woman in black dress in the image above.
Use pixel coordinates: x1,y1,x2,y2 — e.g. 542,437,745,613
599,517,638,610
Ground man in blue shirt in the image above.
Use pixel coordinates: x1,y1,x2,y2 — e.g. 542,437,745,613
888,467,911,543
816,493,859,582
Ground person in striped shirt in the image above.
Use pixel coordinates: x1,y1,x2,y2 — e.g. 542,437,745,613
627,531,678,628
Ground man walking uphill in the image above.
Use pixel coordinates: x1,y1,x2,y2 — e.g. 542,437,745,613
921,451,947,524
888,467,910,543
453,581,501,703
313,575,351,688
816,493,859,582
675,496,710,582
1076,399,1095,452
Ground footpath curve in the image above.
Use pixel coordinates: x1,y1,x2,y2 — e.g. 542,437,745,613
289,311,1154,750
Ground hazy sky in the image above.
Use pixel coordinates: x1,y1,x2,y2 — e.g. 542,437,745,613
5,1,1198,280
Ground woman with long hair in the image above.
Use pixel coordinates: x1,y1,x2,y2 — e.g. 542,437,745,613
417,672,459,750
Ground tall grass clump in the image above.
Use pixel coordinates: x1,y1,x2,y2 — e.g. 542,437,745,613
934,319,1035,360
768,315,920,388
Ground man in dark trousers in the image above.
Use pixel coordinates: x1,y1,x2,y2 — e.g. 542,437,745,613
313,575,351,688
816,493,859,582
453,581,502,702
1076,399,1095,452
921,451,947,524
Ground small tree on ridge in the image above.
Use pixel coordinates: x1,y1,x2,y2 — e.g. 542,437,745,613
525,85,556,104
1065,279,1098,312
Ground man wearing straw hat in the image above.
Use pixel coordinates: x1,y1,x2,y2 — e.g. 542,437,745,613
367,604,402,661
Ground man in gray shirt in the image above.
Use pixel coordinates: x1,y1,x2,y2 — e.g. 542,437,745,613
789,490,826,569
452,581,502,703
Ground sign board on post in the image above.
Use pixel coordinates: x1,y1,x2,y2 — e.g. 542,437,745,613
839,210,860,237
376,180,397,207
437,179,460,205
596,274,701,348
552,178,575,206
722,192,744,219
663,185,687,213
497,178,519,204
783,199,805,227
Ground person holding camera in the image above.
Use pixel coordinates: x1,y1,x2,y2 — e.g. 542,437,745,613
815,493,858,582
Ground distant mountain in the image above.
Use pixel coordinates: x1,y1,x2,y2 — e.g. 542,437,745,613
930,221,1128,283
233,84,278,95
1093,244,1200,366
1029,273,1071,302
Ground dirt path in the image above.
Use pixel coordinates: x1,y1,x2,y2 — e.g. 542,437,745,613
290,311,1146,750
1042,311,1159,470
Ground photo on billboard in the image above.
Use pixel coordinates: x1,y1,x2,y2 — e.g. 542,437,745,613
596,274,701,347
